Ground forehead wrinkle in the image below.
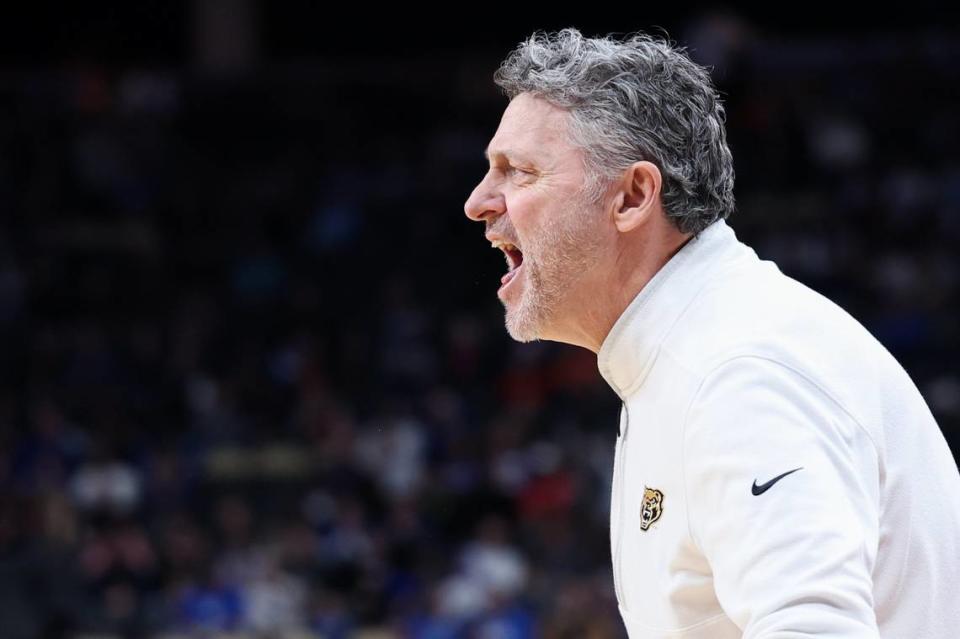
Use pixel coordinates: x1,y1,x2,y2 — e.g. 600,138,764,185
484,97,579,171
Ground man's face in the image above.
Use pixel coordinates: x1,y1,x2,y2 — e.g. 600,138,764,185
464,93,607,342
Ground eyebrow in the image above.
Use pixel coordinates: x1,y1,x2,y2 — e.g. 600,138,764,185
484,145,535,165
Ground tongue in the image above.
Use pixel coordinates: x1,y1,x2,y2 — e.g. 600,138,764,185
501,265,521,285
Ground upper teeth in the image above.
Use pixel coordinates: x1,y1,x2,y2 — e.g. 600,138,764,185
491,240,521,271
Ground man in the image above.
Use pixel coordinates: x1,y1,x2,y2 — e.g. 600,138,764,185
463,28,960,638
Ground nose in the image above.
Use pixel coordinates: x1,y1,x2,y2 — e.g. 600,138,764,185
464,174,505,223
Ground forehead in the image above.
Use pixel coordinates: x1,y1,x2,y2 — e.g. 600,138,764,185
484,94,578,166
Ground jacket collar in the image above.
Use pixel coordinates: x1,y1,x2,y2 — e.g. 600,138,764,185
596,218,754,399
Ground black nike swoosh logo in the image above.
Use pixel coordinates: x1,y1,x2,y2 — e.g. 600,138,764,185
752,467,803,496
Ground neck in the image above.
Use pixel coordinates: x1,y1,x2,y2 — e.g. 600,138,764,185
546,227,694,353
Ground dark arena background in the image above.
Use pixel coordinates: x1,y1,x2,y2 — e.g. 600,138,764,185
0,4,958,638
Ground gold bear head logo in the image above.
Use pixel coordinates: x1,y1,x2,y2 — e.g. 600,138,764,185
640,486,664,531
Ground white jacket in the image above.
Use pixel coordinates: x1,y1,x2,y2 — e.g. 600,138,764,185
597,218,960,638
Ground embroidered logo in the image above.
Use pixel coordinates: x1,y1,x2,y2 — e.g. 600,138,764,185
752,467,804,496
640,486,664,531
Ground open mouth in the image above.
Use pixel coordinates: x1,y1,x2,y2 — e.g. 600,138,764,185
503,243,524,272
494,241,525,290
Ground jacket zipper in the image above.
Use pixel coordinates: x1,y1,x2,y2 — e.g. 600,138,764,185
612,400,629,607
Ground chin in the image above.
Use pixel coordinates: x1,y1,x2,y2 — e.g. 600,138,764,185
504,313,538,342
505,322,540,343
504,298,550,343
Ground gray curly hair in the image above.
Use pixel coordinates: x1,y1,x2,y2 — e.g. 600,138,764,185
493,28,736,235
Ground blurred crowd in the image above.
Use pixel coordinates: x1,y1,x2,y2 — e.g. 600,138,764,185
0,18,958,639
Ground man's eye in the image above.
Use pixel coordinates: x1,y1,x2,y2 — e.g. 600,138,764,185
492,165,533,180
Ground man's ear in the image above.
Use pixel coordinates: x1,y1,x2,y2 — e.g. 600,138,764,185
613,161,662,233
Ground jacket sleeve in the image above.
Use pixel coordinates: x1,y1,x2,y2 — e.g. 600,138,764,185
682,355,882,638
